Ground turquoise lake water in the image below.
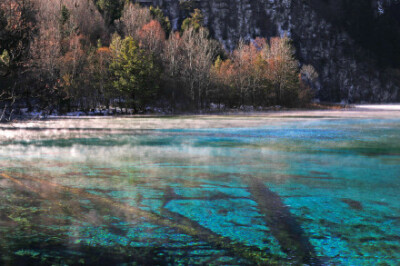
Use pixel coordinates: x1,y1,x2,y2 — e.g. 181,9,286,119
0,113,399,265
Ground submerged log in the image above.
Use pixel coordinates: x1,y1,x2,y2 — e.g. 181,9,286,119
241,174,322,265
1,172,285,265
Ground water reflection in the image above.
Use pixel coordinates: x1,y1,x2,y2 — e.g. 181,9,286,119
1,114,400,264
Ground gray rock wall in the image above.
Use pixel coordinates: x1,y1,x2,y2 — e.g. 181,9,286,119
136,0,399,102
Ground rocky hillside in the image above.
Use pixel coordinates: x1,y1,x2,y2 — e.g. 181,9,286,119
136,0,400,103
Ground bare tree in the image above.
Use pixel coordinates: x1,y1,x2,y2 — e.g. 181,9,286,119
180,27,217,109
64,0,108,44
162,32,183,108
300,64,318,87
118,3,151,38
267,36,299,105
231,39,248,107
29,0,63,108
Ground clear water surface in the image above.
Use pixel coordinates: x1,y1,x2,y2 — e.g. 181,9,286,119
0,111,399,265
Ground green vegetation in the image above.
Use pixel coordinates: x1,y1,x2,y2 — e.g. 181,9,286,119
109,35,160,111
181,8,204,32
150,6,171,36
94,0,125,25
0,50,10,76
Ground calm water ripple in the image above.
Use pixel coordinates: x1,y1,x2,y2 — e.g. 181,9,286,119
0,113,399,265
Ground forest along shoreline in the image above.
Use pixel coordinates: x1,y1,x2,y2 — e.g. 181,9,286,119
2,2,325,122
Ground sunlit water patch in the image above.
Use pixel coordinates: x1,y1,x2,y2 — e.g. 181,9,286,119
0,113,400,265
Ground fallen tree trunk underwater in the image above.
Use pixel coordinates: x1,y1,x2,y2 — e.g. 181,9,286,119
240,174,323,265
1,172,286,265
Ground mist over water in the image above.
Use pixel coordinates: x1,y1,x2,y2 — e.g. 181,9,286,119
1,110,400,265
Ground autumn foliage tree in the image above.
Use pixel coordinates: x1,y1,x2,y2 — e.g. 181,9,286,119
25,0,109,113
266,37,301,106
138,20,166,55
211,56,236,108
211,36,313,108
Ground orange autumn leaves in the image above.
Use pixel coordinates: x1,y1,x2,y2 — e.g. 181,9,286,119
211,37,313,107
138,20,166,54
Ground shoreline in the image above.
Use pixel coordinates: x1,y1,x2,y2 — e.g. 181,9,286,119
3,104,400,122
1,106,399,143
3,103,400,122
1,103,350,122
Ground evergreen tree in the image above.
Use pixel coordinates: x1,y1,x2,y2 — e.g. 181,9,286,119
179,0,196,12
95,0,125,25
0,50,10,77
109,35,160,112
150,6,171,36
181,9,204,32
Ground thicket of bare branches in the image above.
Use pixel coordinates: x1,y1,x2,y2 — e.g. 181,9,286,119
211,36,313,108
118,3,151,38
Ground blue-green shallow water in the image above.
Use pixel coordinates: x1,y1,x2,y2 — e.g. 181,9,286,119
0,117,400,265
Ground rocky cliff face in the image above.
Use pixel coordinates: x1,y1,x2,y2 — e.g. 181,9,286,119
137,0,400,102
